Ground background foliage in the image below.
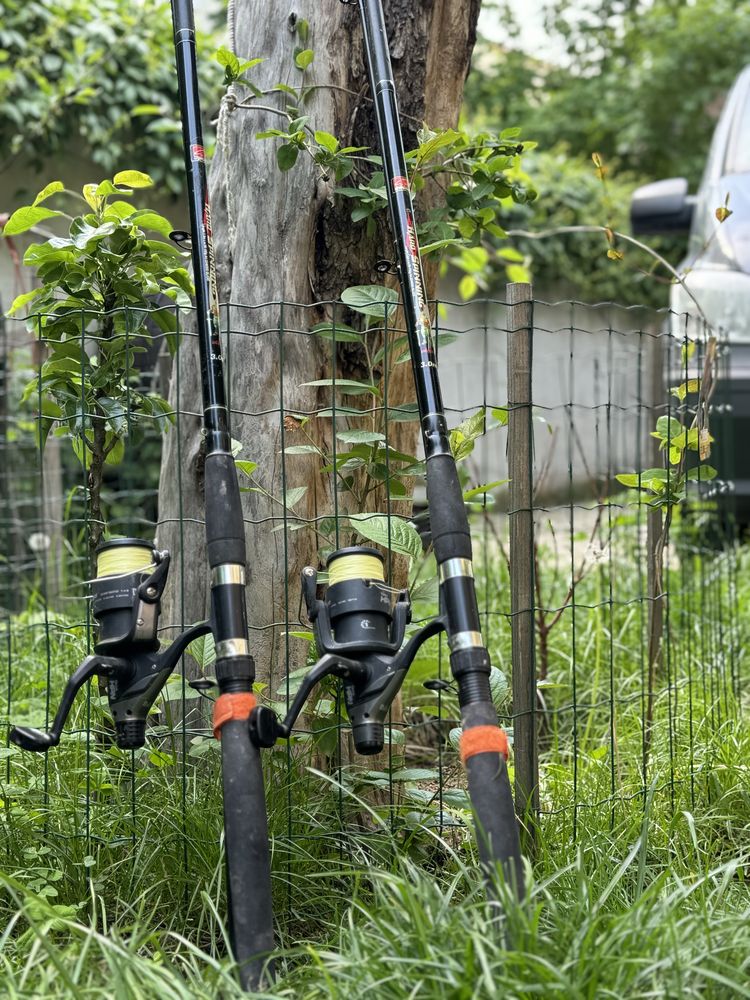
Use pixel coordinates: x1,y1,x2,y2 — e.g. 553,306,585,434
0,0,221,197
464,0,750,301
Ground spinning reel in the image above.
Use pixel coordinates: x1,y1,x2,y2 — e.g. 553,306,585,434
10,538,210,753
249,546,445,756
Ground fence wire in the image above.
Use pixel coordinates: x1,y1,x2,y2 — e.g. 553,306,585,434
0,294,744,920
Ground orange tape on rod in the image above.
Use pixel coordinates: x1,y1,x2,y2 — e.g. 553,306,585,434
212,692,257,740
460,725,509,765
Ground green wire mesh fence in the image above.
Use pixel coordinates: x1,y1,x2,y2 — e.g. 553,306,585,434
0,293,744,926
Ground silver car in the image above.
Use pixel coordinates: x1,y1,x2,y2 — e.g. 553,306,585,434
631,65,750,523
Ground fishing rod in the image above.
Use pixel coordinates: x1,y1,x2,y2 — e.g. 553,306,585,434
352,0,524,890
249,0,523,894
10,0,275,989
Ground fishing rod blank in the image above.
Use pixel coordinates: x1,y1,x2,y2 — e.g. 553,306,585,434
355,0,524,890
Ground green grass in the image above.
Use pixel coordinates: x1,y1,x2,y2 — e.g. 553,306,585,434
0,524,748,997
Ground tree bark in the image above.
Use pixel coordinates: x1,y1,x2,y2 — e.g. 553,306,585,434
157,0,480,695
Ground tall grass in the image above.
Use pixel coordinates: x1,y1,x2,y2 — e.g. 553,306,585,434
0,527,747,997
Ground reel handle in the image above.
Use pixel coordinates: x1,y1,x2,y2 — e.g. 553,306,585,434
10,656,125,753
8,612,212,753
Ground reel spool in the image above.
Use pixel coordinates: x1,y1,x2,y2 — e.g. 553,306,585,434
325,547,392,649
93,538,167,655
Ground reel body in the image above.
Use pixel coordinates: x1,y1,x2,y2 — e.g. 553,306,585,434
250,546,444,756
10,538,210,753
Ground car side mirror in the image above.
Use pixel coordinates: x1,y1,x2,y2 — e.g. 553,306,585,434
630,177,695,235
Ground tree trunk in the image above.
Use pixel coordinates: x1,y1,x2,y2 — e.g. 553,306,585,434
157,0,480,696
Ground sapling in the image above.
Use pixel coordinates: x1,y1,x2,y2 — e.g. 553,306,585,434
3,171,191,562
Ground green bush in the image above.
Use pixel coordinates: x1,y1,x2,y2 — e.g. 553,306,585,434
0,0,221,196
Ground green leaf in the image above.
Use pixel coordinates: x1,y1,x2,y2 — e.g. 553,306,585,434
3,206,62,236
70,220,116,250
681,340,696,367
310,321,363,343
386,403,420,423
686,465,717,482
348,514,422,564
284,486,307,509
462,479,508,500
6,287,45,317
497,246,525,263
187,631,216,669
416,128,459,163
104,200,138,220
489,666,509,708
669,379,701,401
235,460,258,477
98,397,127,435
314,130,339,153
113,170,153,189
507,263,531,283
459,246,489,273
458,274,478,300
653,415,683,442
277,143,299,171
104,436,125,466
283,445,320,455
95,179,123,198
336,430,386,444
295,48,314,70
390,768,439,782
450,409,486,462
302,378,380,397
420,237,463,255
341,284,399,318
33,181,64,206
128,210,174,237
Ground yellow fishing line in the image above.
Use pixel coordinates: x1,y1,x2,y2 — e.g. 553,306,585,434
96,543,154,579
328,553,384,586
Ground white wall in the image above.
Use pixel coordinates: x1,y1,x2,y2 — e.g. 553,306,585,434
438,293,658,501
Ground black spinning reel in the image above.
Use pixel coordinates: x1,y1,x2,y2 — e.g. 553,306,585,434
10,538,210,753
249,546,445,756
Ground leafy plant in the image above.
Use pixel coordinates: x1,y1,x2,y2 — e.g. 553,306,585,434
241,285,509,563
215,24,537,299
3,171,190,559
616,370,717,509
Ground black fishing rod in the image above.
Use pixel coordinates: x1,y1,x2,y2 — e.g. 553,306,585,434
353,0,523,890
249,0,523,894
10,0,275,989
169,0,274,984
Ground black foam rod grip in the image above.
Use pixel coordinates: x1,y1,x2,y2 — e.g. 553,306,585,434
426,454,472,563
204,452,247,568
462,701,524,894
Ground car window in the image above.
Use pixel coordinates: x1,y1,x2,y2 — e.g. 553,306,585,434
725,70,750,175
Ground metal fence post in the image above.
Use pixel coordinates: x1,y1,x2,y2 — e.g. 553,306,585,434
506,282,539,849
